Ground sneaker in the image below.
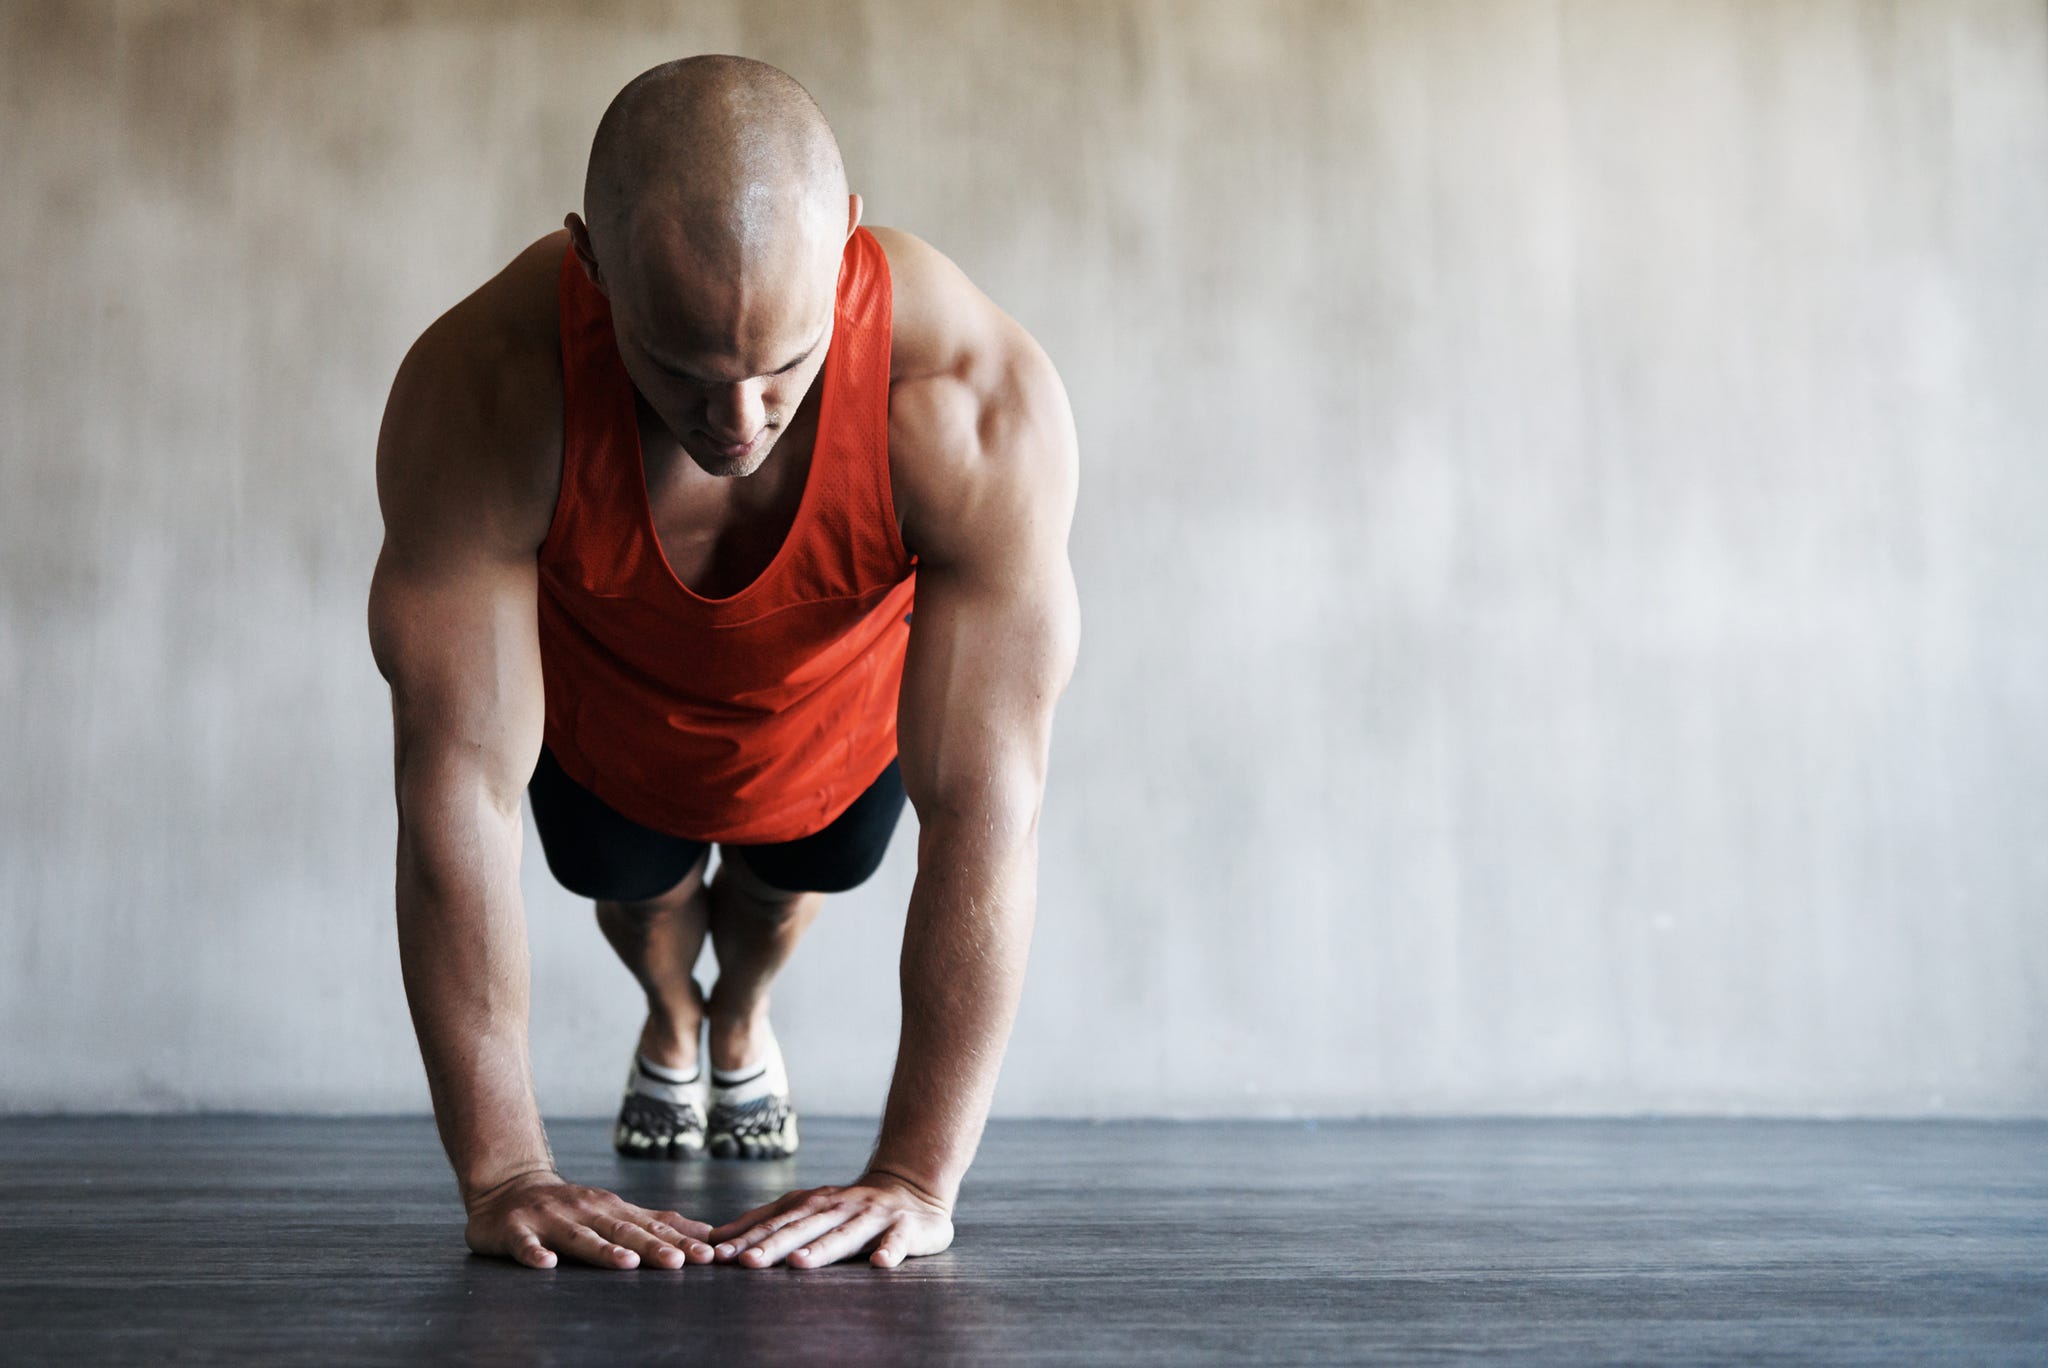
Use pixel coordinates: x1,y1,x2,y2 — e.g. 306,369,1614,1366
707,1023,799,1159
613,1049,709,1160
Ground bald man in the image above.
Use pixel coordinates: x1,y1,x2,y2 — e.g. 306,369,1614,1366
367,55,1079,1272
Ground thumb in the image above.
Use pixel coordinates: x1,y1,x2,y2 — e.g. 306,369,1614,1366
506,1226,559,1268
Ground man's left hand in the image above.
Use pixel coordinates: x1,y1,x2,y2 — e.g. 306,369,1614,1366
708,1171,955,1269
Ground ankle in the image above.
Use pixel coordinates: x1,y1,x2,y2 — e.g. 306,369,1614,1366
706,1009,771,1073
705,982,769,1030
638,1011,702,1073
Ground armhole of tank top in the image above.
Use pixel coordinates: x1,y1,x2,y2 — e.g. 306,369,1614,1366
865,229,917,571
535,247,576,562
535,403,567,561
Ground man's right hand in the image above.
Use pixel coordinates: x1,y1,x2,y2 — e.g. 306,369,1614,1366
463,1169,720,1270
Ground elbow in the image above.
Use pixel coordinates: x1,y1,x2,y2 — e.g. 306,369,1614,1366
911,764,1044,852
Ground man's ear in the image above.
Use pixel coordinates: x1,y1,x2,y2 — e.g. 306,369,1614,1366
563,212,607,296
845,192,864,241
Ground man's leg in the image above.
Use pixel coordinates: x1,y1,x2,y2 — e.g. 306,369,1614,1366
592,847,715,1073
703,849,825,1073
701,756,908,1066
697,759,909,1157
591,850,723,1159
527,739,725,1157
698,849,822,1158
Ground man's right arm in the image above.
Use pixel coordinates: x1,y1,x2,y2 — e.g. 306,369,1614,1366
366,316,557,1206
367,298,718,1273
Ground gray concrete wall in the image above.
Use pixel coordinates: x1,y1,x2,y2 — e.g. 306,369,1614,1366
4,0,2044,1118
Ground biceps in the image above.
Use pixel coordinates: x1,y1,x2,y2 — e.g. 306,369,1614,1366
896,563,1078,827
369,550,546,813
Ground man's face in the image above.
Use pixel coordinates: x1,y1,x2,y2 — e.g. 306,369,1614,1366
607,220,840,480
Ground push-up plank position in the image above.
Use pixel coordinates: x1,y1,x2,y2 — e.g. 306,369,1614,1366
367,54,1079,1271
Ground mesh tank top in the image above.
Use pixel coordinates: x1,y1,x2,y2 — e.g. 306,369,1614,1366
535,227,917,844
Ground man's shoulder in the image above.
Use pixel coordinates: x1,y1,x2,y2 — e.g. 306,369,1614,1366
378,232,569,557
864,225,1075,570
414,229,568,437
866,225,1005,390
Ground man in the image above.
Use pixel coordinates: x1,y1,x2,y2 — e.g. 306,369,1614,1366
365,54,1079,1272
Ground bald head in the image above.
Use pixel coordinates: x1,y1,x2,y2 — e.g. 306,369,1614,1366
583,54,847,284
571,56,857,477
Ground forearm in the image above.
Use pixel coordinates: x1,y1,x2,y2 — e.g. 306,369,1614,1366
394,770,553,1205
864,818,1038,1208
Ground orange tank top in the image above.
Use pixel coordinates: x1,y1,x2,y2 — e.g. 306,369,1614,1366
535,227,918,844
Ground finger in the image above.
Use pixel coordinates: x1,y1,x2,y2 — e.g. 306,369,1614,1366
708,1200,796,1247
508,1227,558,1269
739,1205,857,1269
788,1209,895,1270
871,1220,911,1268
554,1221,642,1269
708,1193,808,1247
605,1216,687,1270
639,1211,718,1263
616,1206,713,1262
643,1208,716,1244
712,1195,831,1260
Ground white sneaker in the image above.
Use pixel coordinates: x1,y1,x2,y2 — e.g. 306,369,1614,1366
707,1023,799,1159
612,1049,709,1161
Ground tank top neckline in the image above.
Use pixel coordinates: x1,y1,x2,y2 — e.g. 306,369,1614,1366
610,258,853,609
628,356,835,606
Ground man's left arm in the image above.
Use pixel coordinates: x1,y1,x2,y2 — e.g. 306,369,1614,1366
707,273,1080,1270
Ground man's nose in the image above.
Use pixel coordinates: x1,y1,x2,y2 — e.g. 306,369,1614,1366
703,382,767,443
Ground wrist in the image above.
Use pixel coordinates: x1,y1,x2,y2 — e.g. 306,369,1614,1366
460,1160,561,1211
859,1163,957,1213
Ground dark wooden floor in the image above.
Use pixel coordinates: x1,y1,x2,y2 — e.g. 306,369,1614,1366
2,1115,2043,1365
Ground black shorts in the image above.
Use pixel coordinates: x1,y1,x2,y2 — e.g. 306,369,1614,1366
526,740,908,901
